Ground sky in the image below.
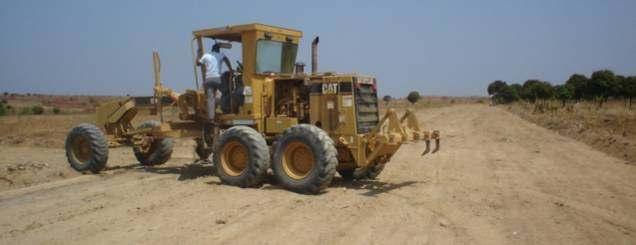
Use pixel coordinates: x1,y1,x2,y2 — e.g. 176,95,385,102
0,0,634,97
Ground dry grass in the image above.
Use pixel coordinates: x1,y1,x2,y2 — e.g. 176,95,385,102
0,114,95,148
506,100,636,163
380,96,486,110
0,109,165,149
0,94,125,114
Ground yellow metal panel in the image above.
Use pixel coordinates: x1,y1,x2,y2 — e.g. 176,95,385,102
193,23,302,39
107,99,136,124
95,99,135,127
96,101,121,127
240,30,264,131
265,117,298,134
336,94,356,135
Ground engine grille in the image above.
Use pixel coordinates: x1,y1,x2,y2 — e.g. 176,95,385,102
355,79,379,134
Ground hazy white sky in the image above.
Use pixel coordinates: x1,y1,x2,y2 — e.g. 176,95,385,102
1,0,634,97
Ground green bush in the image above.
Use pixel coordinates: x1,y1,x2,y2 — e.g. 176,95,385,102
407,91,421,104
0,104,6,116
382,95,392,105
32,105,44,115
53,107,61,114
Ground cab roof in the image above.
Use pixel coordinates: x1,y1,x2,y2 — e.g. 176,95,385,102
192,23,303,42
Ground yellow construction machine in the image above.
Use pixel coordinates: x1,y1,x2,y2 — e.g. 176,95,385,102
65,23,440,193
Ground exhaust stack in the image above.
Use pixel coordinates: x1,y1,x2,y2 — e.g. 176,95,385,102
311,36,319,74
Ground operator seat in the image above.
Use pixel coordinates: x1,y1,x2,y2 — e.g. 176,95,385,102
220,71,245,114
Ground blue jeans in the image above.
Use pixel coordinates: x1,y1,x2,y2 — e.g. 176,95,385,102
204,77,221,120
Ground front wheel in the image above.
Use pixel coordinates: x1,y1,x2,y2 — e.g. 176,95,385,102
65,123,109,173
272,124,337,194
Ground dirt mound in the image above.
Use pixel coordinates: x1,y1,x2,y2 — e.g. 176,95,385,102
506,101,636,163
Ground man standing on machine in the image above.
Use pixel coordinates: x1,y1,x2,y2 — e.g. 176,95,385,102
197,43,232,121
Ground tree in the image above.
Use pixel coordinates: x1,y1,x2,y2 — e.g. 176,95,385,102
382,95,392,105
565,74,588,101
554,84,573,107
589,69,617,107
485,82,522,105
508,83,522,98
535,81,554,102
493,84,520,104
406,91,421,104
610,75,625,100
487,80,507,96
521,80,542,102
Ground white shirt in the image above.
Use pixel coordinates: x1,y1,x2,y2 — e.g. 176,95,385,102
199,51,225,78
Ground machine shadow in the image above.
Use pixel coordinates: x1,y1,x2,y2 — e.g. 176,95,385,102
331,178,423,196
104,163,141,171
114,162,421,196
260,176,422,196
139,162,215,181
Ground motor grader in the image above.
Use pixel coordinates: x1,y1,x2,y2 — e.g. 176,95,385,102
65,23,440,194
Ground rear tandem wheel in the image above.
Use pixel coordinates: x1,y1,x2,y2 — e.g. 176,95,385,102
213,126,270,187
272,124,337,194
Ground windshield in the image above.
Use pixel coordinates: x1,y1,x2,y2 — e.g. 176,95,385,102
256,40,297,74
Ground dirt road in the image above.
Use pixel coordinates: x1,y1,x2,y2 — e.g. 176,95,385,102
1,104,634,244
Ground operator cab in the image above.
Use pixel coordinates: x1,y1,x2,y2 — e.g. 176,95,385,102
191,24,304,132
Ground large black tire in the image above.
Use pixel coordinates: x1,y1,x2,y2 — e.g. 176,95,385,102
272,124,337,194
65,123,109,173
337,169,355,179
213,126,270,187
133,120,173,166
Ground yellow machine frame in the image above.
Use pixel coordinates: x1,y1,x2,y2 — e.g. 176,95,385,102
76,23,440,193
